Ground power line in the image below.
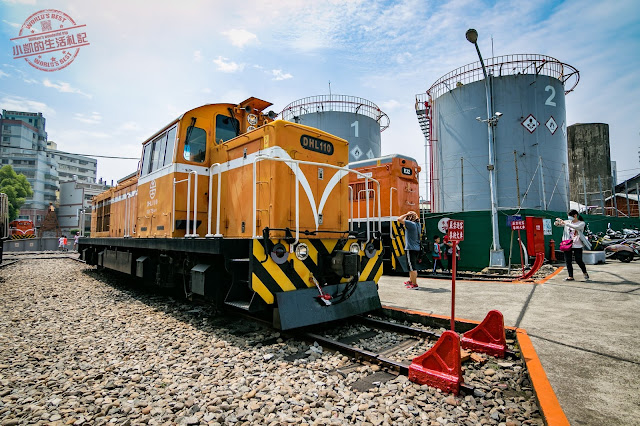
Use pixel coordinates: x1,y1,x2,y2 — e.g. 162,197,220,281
0,145,138,160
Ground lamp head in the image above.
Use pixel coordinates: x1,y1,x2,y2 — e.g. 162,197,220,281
465,28,478,44
475,116,482,122
494,112,503,118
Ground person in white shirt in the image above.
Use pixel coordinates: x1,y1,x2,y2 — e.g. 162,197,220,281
554,209,591,281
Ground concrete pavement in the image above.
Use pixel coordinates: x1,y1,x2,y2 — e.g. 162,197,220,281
377,262,640,425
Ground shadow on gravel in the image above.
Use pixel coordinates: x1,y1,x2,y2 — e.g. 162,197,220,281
79,268,273,344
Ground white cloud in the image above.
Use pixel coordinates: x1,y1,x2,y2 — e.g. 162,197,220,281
221,29,258,48
43,79,92,99
74,112,102,125
0,70,9,78
380,100,401,111
271,69,293,81
213,56,244,73
118,121,140,131
1,0,36,5
2,20,21,29
193,50,203,62
0,95,55,116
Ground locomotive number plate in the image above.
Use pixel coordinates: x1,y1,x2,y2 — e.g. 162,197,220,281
402,167,412,175
300,135,334,155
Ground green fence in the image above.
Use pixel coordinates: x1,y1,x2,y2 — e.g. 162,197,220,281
422,209,640,271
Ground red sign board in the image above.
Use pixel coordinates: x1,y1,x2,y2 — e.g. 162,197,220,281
447,220,464,241
511,220,526,230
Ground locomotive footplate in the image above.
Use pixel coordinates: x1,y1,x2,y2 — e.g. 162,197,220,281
273,281,381,330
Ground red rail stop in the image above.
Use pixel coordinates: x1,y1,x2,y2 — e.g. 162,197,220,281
409,330,463,394
461,310,507,358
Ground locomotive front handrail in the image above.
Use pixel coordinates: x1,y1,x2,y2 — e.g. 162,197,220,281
357,189,377,234
252,155,382,243
205,163,223,238
348,186,353,233
390,187,397,232
186,170,198,237
124,192,130,238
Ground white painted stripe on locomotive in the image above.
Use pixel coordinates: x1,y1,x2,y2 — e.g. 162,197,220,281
100,146,349,230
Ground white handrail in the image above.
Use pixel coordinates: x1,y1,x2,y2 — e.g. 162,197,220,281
206,163,223,238
252,155,382,241
389,187,397,235
185,172,192,237
191,171,199,237
357,189,376,218
124,193,129,237
173,177,189,233
348,186,353,233
294,163,300,247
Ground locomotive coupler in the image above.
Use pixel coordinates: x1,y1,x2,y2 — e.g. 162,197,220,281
310,275,332,306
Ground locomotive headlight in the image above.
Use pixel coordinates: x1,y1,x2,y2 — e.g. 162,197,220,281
271,243,289,265
295,243,309,261
364,242,376,259
349,242,361,254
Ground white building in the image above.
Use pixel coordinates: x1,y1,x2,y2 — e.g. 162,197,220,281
58,178,110,235
1,110,58,224
47,141,98,184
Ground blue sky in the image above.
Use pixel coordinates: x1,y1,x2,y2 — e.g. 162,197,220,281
1,0,639,198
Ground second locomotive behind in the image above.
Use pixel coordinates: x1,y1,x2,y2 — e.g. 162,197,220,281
80,97,384,329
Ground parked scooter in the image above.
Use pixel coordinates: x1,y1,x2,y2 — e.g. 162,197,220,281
604,243,637,263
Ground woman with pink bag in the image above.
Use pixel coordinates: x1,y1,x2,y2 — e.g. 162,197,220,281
554,209,591,281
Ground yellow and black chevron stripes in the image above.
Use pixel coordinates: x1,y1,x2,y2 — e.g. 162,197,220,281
391,221,406,257
10,234,36,239
250,238,383,305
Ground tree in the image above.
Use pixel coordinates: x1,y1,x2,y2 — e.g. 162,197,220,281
0,165,33,221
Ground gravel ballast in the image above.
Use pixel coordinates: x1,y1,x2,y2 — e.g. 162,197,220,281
1,258,543,425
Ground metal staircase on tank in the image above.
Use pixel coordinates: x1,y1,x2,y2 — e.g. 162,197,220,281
415,92,431,142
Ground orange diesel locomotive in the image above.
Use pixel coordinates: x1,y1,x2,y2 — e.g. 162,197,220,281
80,98,383,329
349,155,427,272
9,219,36,239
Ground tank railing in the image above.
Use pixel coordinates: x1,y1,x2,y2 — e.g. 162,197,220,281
205,163,223,238
172,171,199,237
253,155,382,243
427,53,580,99
280,94,390,131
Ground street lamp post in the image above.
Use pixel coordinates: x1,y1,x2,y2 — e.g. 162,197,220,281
466,28,505,267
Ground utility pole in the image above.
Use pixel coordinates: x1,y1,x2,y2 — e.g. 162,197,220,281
514,151,521,207
466,28,504,267
461,157,464,211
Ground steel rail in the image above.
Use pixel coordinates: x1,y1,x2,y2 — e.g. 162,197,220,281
298,330,475,395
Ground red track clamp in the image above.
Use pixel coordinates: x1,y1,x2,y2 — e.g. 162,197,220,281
519,252,544,280
408,330,463,394
461,310,507,358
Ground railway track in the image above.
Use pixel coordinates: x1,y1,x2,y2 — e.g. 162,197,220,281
2,253,523,397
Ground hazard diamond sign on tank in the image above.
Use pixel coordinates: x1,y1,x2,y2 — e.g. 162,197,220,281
545,116,558,135
521,114,539,133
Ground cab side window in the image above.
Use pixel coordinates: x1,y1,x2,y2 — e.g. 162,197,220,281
215,115,239,144
141,143,152,176
183,126,206,163
164,127,177,166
